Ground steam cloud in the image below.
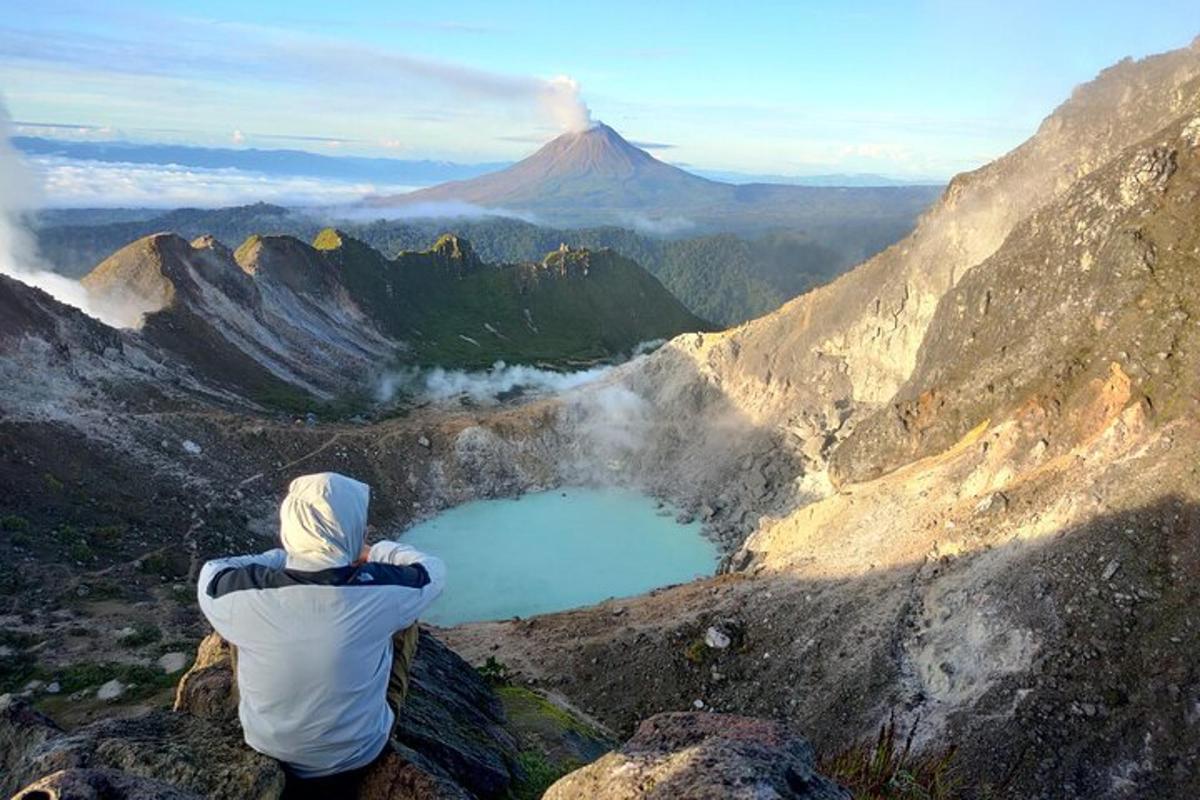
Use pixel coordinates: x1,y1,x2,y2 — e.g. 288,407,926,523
0,100,144,328
541,76,593,132
378,360,612,406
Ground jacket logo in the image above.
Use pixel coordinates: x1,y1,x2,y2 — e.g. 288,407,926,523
356,572,375,582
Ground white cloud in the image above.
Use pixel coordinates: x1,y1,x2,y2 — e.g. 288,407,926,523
26,156,420,208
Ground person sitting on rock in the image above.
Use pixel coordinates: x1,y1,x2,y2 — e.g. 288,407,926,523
197,472,445,794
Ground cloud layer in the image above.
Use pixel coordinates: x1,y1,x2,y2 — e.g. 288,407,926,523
27,156,420,208
0,103,145,326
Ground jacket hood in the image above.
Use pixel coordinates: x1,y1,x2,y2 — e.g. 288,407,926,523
279,473,369,570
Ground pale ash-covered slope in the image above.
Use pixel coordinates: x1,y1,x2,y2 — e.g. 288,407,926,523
83,233,399,400
637,38,1200,435
550,38,1200,536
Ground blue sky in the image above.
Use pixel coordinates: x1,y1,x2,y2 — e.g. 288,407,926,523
3,0,1199,178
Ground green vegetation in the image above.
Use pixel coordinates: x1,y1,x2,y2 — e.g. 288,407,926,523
511,751,580,800
683,638,711,665
1,515,32,549
1,514,29,532
36,209,911,326
820,716,960,800
53,661,178,699
250,383,374,419
55,524,93,563
0,566,26,595
495,685,597,739
138,551,188,580
120,622,162,648
314,228,711,369
477,656,514,686
497,685,603,800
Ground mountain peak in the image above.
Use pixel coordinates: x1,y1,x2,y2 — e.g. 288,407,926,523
533,122,656,175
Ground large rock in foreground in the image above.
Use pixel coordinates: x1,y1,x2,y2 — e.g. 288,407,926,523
1,697,283,798
544,712,849,800
13,768,202,800
7,628,521,799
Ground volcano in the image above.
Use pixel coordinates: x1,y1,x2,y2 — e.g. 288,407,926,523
378,123,714,209
369,123,941,232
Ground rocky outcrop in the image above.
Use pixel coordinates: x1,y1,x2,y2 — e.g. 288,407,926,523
830,107,1200,484
2,700,284,799
545,712,848,799
13,768,202,800
8,628,522,799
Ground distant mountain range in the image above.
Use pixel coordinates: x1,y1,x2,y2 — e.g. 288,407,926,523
34,203,911,326
369,123,942,231
13,135,940,192
691,169,943,187
13,136,508,185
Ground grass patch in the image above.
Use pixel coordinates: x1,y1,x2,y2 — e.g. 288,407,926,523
1,515,29,532
138,551,188,580
88,524,126,548
496,685,596,740
52,661,178,700
683,638,711,665
510,751,579,800
74,578,129,601
119,622,162,648
0,566,27,595
820,715,960,800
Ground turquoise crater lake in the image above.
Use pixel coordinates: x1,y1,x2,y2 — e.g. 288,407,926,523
400,487,719,626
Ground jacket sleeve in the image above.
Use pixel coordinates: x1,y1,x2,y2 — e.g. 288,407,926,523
368,541,446,628
196,549,286,638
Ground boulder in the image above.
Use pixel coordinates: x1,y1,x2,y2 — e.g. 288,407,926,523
3,702,283,799
173,632,238,722
13,768,202,800
545,712,849,800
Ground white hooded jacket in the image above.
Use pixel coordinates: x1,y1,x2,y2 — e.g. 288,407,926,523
197,473,445,777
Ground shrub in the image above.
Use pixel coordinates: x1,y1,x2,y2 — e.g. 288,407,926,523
120,622,162,648
477,656,513,686
0,515,29,532
820,714,960,800
88,524,126,548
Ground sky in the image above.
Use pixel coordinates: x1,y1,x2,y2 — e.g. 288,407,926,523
2,0,1199,181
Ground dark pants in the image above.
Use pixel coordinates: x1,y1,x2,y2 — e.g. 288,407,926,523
232,625,420,800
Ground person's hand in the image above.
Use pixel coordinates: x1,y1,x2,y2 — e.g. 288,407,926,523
354,543,371,566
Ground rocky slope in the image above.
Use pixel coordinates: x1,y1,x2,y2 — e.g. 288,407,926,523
78,230,708,404
2,628,614,799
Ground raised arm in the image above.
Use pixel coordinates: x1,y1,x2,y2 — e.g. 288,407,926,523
368,541,446,628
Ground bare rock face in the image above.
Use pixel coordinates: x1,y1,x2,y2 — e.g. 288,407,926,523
545,712,849,800
2,700,284,799
13,768,202,800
